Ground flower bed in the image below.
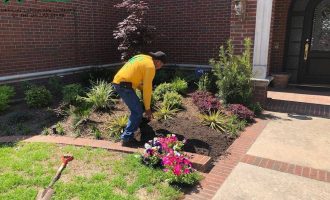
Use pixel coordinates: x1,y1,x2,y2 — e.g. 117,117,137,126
142,134,201,185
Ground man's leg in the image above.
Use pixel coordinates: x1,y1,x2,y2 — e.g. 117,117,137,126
113,85,143,142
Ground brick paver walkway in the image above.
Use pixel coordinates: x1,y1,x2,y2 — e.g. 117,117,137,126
185,110,330,199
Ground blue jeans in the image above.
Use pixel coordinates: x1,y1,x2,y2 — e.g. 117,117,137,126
113,84,143,142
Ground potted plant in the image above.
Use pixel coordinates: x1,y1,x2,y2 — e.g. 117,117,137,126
271,73,291,88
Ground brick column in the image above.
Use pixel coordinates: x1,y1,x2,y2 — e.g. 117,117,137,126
251,78,270,106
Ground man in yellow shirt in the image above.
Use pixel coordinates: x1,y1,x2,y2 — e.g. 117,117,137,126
112,51,167,145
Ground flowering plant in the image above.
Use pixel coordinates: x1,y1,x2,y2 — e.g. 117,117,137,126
141,134,201,185
227,104,254,122
192,91,221,113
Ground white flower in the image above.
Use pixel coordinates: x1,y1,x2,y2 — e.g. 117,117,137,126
144,143,152,149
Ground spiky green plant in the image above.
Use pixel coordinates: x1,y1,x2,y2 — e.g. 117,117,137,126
68,104,93,129
80,80,116,110
200,111,228,133
91,126,102,140
154,105,179,121
196,73,212,91
107,115,129,139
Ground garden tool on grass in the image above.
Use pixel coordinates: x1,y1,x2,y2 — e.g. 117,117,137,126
36,155,74,200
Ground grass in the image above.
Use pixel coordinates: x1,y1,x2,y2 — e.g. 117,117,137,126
0,142,183,200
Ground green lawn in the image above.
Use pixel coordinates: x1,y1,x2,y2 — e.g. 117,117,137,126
0,142,183,200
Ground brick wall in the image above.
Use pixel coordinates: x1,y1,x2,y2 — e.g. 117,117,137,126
145,0,231,64
0,0,232,77
269,0,291,73
229,0,257,54
0,0,123,76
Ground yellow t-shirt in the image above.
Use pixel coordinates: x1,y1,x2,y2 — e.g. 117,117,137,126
113,54,155,110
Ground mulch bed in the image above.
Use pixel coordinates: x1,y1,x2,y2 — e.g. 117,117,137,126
0,93,236,162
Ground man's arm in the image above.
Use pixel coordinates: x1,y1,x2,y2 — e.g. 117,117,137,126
142,67,155,111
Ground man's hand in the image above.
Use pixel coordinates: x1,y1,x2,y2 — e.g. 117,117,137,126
145,109,154,120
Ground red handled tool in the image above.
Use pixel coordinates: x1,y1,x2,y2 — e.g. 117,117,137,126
36,155,74,200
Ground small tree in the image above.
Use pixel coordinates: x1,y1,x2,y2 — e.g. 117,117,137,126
210,38,253,105
113,0,156,60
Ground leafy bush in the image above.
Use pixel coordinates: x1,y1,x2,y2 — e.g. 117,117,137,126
25,85,52,108
48,76,63,95
196,73,212,91
154,105,179,121
80,80,116,110
107,115,128,140
200,111,228,133
227,104,255,122
153,83,176,101
113,0,155,60
55,122,65,135
0,85,15,112
163,92,182,109
191,91,221,113
171,77,188,94
210,38,253,105
249,102,263,116
62,84,84,104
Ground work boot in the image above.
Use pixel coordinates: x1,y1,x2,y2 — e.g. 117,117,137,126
121,138,139,147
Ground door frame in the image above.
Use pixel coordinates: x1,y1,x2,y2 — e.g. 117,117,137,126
298,0,328,83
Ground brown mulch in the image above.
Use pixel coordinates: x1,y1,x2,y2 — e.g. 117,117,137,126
0,95,235,162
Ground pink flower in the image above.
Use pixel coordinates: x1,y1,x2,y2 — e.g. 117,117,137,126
173,164,182,176
184,168,191,174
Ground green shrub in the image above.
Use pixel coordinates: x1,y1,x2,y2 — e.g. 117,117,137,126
249,102,263,116
171,77,188,94
55,122,65,135
48,76,63,95
80,80,116,110
210,38,253,105
25,85,52,108
107,115,128,140
153,83,176,101
200,111,228,133
196,73,212,91
155,105,179,121
163,92,182,109
62,84,84,104
0,85,15,112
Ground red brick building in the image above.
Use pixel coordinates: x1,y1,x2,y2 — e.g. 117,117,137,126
0,0,329,103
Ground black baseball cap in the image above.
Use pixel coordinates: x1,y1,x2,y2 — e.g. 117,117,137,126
149,51,167,64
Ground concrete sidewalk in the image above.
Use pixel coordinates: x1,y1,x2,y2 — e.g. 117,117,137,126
213,112,330,200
